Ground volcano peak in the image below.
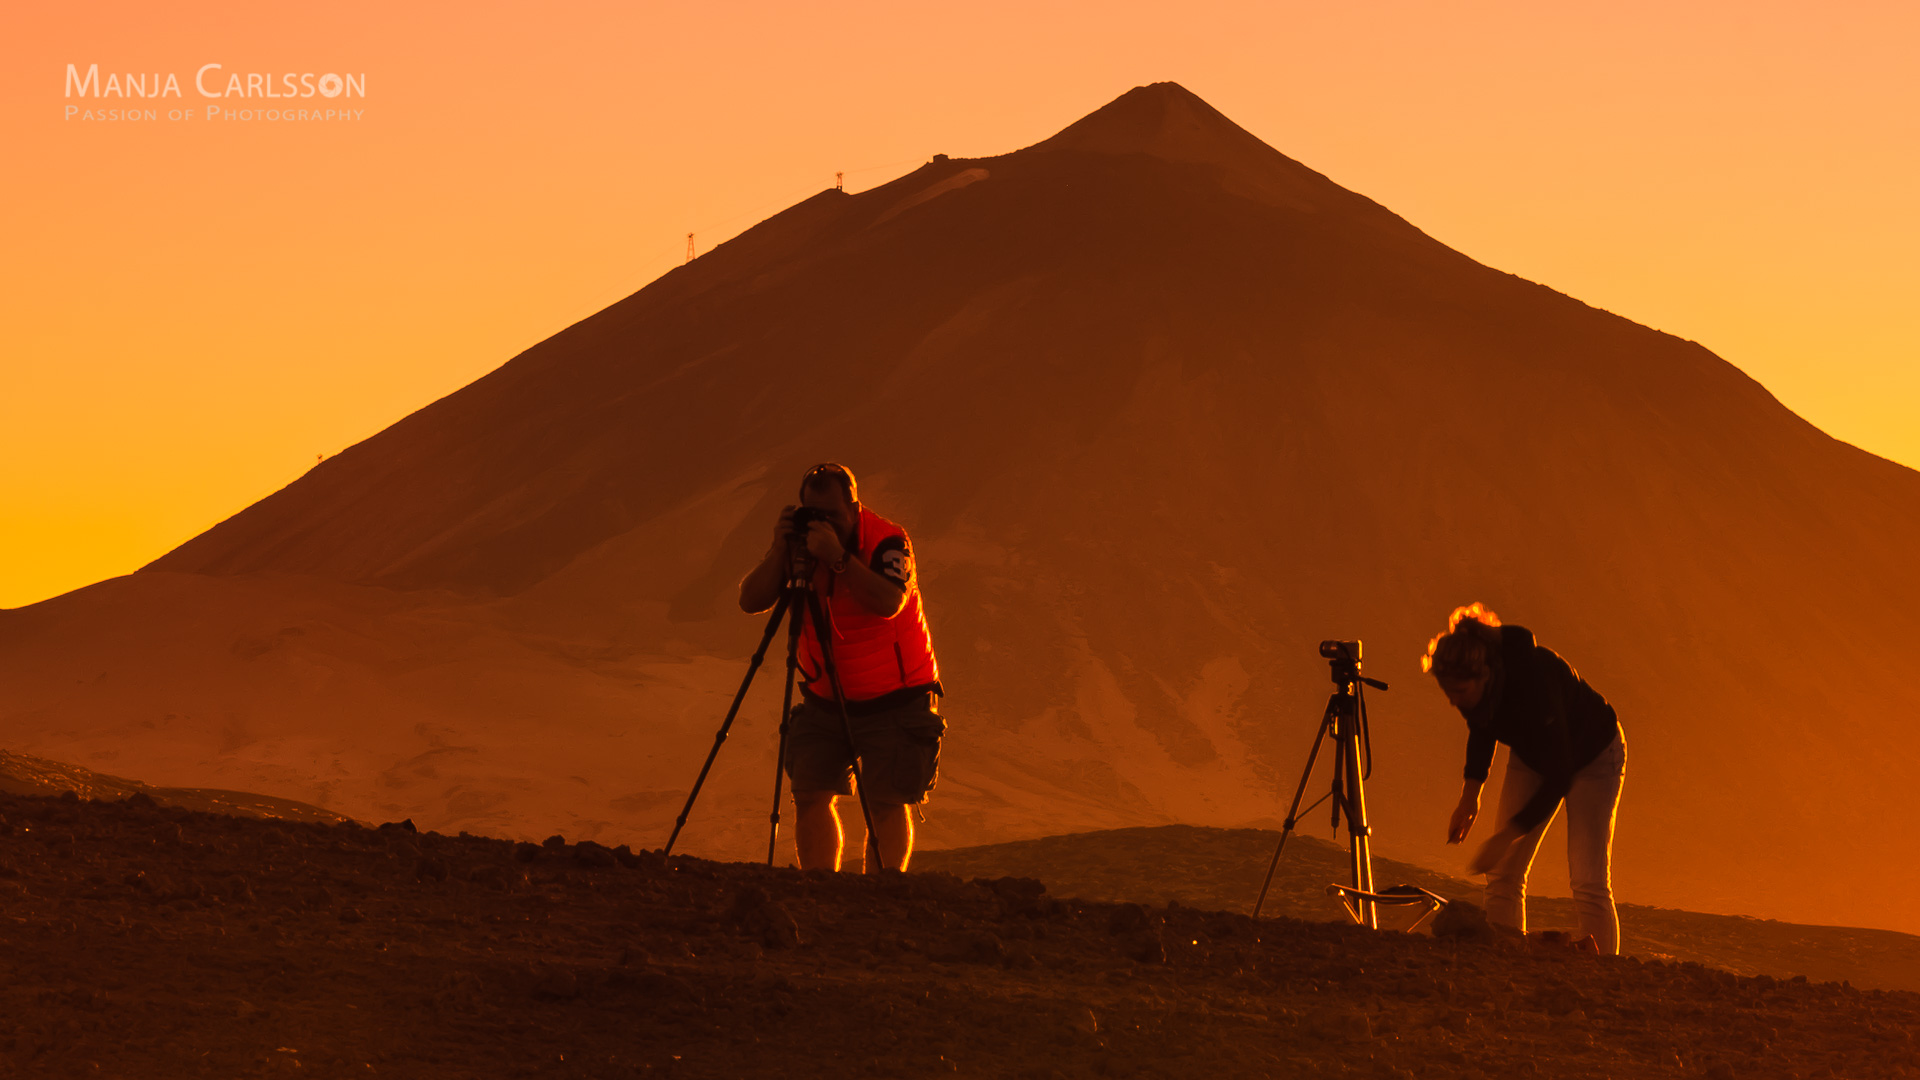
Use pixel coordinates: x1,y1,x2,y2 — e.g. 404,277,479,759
1032,82,1243,155
1026,82,1364,215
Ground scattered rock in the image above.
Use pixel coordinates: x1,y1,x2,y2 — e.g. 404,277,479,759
1306,1007,1372,1043
513,842,542,863
1531,983,1591,1016
1003,942,1039,970
377,819,417,833
414,856,450,882
1432,899,1496,942
728,885,772,920
542,834,567,849
1107,903,1150,935
983,876,1046,901
571,841,615,869
436,970,486,1011
466,864,520,891
728,885,801,949
961,931,1005,965
531,964,580,1002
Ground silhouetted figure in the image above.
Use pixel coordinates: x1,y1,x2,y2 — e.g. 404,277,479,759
739,463,944,872
1423,604,1627,953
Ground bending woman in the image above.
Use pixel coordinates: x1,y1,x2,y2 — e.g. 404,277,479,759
1423,604,1627,953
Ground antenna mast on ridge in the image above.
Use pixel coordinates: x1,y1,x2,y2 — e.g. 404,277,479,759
835,172,844,191
685,233,695,263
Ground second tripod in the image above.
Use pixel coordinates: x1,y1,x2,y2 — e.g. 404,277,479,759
1253,639,1390,926
662,546,886,872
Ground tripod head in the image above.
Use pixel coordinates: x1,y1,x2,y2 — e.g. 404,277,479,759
784,543,817,589
1319,639,1389,692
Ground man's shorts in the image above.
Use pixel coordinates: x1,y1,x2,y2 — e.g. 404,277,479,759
783,691,945,805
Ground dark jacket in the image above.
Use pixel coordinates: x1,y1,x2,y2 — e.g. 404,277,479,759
1461,625,1621,834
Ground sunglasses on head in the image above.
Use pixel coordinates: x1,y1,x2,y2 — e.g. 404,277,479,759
799,463,856,501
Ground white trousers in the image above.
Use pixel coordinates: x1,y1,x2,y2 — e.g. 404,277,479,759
1485,732,1626,954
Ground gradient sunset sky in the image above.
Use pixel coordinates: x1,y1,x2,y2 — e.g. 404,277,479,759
3,0,1915,609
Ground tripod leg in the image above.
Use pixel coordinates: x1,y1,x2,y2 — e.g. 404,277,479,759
766,600,805,866
1340,704,1379,929
1254,701,1338,918
802,590,887,873
665,593,791,857
1336,691,1382,930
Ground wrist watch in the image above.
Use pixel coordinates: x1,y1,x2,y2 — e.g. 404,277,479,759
829,554,849,574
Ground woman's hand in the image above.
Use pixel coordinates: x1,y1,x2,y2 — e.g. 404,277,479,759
1447,797,1479,844
1447,779,1484,844
1467,824,1523,875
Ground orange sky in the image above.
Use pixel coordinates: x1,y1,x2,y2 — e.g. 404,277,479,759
3,0,1915,609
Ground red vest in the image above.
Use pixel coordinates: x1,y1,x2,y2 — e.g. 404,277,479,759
797,506,940,702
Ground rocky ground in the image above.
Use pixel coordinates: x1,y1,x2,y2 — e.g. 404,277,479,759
917,826,1920,992
4,790,1918,1079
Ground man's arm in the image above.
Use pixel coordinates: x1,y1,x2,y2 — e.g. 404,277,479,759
805,524,909,617
739,507,798,614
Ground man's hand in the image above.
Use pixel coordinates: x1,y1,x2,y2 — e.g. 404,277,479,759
1447,795,1479,845
1467,824,1523,875
805,520,846,564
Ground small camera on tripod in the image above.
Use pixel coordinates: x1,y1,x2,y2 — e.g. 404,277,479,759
1319,639,1361,664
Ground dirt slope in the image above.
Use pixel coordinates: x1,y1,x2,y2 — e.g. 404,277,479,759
5,792,1920,1079
1,750,351,825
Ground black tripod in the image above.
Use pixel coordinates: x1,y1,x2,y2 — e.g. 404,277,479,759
662,546,885,872
1253,640,1393,927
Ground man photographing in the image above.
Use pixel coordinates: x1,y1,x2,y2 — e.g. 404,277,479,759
738,463,944,872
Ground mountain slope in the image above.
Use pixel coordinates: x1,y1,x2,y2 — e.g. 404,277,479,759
4,82,1918,932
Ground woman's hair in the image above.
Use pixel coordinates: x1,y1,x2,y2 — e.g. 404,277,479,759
1421,602,1504,678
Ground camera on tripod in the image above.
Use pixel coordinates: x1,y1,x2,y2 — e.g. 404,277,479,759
1319,639,1361,664
786,507,831,573
1253,636,1443,933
